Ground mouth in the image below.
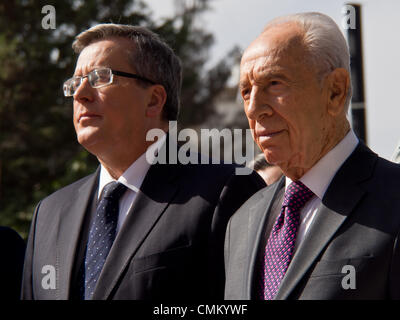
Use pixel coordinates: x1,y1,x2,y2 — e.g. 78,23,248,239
257,129,284,142
78,113,102,123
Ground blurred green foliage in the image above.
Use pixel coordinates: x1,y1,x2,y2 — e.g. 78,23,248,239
0,0,237,239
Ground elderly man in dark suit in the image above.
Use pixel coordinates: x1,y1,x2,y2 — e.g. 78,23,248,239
224,12,400,300
22,24,265,300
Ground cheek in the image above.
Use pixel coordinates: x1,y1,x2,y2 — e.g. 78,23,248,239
103,108,128,134
247,119,257,141
287,115,320,155
273,93,288,105
244,102,251,118
287,117,308,147
244,103,255,126
247,118,256,130
104,97,144,135
72,104,80,128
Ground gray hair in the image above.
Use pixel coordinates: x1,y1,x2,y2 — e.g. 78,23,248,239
264,12,352,111
72,23,182,121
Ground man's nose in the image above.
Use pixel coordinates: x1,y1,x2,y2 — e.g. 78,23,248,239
246,86,273,120
74,77,94,102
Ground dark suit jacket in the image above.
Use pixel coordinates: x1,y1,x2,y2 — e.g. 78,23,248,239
225,143,400,299
0,226,26,299
22,154,265,300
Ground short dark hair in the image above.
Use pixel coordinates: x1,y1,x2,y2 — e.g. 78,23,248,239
72,23,182,121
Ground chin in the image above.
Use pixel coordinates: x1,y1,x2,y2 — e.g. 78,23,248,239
77,131,102,152
262,148,282,166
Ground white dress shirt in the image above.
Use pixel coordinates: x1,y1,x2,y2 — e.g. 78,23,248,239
282,130,359,251
97,134,166,233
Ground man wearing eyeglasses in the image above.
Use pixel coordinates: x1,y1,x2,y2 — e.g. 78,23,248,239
21,24,265,300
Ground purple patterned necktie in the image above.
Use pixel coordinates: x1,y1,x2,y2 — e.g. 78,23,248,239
260,180,314,300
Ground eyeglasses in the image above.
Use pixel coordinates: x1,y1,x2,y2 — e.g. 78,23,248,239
63,67,156,97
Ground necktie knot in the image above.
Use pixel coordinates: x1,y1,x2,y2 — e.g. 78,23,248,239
283,180,314,210
102,182,127,200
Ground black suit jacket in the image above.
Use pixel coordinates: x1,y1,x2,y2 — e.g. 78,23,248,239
22,155,265,300
0,226,26,299
225,143,400,299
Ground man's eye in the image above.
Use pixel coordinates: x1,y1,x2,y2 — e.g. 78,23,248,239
241,89,250,100
91,73,100,82
269,80,286,92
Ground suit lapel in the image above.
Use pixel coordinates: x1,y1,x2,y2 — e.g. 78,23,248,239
92,162,180,300
275,143,377,299
274,203,350,300
247,177,285,298
56,169,99,299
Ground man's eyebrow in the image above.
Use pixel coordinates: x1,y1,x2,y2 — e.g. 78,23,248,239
239,81,249,91
74,65,109,76
239,72,290,90
254,69,290,82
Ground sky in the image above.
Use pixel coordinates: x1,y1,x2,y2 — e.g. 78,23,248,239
145,0,400,160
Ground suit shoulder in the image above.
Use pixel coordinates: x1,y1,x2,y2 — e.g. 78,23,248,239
179,151,263,183
40,172,97,205
375,156,400,175
0,227,25,261
0,226,25,245
369,156,400,201
354,143,400,179
184,162,265,192
185,161,237,178
229,183,275,224
364,155,400,192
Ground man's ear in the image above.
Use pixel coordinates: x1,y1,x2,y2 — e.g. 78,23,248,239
145,84,167,118
326,68,350,116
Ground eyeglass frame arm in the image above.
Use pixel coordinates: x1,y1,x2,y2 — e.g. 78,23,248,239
111,69,156,85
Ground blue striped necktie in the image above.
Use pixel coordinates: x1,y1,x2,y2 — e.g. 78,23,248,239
83,181,127,299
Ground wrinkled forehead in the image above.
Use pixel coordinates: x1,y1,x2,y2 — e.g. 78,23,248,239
240,42,278,73
240,24,308,79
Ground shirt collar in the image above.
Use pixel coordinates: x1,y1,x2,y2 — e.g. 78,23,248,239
286,130,359,200
98,134,166,199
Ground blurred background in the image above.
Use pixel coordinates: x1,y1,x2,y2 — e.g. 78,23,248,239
1,0,399,238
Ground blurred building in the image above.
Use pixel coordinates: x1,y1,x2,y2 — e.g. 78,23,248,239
186,85,260,164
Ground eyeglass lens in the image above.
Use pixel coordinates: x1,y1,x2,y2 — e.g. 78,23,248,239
64,68,113,96
88,68,113,88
